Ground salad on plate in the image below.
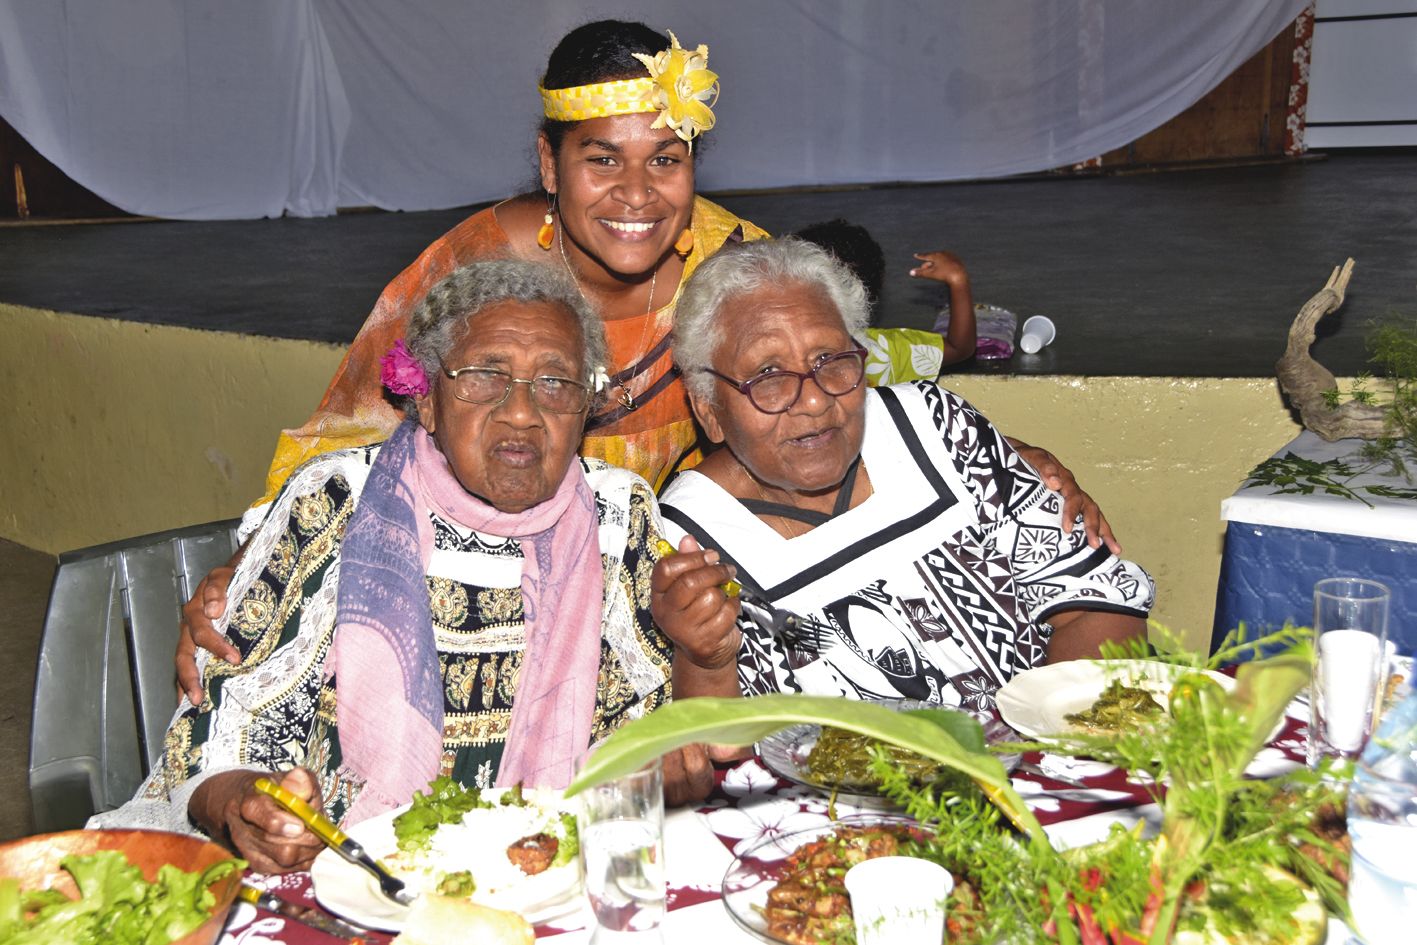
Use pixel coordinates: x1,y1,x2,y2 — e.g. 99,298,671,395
311,778,580,931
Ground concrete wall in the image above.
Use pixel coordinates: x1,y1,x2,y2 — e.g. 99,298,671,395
3,303,1305,651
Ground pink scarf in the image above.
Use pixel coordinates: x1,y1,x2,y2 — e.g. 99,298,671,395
333,422,604,823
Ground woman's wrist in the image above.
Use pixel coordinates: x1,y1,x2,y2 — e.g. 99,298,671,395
671,655,739,698
188,770,255,838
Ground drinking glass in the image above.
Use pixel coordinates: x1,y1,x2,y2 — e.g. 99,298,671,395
1308,578,1390,767
578,758,665,945
1347,689,1417,945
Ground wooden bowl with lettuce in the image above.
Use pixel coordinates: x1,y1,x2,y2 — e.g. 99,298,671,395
569,630,1349,945
0,828,244,945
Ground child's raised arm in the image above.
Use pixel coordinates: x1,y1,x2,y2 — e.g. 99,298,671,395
910,249,976,366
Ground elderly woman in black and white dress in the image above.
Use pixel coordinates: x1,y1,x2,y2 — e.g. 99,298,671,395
652,239,1155,711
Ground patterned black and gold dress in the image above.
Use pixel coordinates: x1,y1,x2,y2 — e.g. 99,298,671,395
99,445,671,830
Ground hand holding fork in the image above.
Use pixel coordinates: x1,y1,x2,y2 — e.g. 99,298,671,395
651,538,832,664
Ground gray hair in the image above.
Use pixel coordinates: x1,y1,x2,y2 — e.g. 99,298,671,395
674,238,871,402
404,260,608,415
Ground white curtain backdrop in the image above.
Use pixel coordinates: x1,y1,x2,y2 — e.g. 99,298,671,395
0,1,1308,221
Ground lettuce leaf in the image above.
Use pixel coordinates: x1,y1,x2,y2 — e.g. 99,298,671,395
0,850,243,945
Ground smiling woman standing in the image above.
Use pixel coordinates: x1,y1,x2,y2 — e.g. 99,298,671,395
260,20,763,505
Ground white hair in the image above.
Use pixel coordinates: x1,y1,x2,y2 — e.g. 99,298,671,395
673,238,871,402
404,260,607,415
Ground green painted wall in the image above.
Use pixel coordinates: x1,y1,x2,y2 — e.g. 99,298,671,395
1,304,343,554
946,375,1303,650
5,303,1306,651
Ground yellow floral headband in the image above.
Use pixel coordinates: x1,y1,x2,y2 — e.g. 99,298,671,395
539,31,719,143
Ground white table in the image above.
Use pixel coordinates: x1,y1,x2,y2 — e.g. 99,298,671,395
1215,430,1417,653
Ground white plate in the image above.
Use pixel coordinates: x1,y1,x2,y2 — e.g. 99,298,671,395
996,660,1236,740
309,796,583,932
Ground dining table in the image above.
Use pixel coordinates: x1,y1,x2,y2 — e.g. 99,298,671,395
1213,430,1417,654
210,692,1353,945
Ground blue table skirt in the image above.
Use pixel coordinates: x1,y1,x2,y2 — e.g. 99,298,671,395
1212,522,1417,655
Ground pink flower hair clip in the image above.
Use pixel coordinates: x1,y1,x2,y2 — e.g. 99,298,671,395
380,339,429,397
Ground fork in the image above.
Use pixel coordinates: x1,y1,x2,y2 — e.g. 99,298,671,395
654,539,832,656
736,592,835,655
1016,761,1091,789
254,777,415,906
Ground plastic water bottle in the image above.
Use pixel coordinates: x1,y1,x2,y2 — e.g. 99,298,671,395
1347,689,1417,945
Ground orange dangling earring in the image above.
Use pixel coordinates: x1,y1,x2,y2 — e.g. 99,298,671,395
674,226,694,257
537,193,557,251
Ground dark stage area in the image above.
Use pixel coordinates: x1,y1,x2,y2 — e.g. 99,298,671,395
3,153,1413,377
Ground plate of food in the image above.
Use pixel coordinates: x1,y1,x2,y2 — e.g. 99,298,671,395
719,808,1330,945
720,815,941,945
995,660,1239,740
309,779,582,931
756,699,1020,801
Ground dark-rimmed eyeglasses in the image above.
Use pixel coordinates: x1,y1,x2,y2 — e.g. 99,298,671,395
442,365,591,414
703,347,868,414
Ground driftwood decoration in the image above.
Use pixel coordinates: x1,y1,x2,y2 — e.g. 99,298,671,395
1275,258,1387,441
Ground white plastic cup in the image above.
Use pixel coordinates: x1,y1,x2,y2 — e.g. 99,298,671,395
844,856,953,945
1018,315,1056,354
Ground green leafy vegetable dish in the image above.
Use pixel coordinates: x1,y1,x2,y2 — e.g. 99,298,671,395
0,849,243,945
805,726,950,790
763,697,1017,797
1064,678,1165,733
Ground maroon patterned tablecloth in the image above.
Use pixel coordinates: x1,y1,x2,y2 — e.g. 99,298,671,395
218,707,1309,944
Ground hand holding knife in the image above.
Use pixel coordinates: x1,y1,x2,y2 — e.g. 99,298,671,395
253,777,414,906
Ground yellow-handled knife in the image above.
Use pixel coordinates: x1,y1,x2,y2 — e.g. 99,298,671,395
253,777,414,906
237,883,371,941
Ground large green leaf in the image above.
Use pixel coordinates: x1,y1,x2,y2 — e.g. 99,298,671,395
568,693,1049,848
1230,644,1312,764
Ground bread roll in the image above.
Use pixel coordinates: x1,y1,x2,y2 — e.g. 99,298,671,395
391,895,534,945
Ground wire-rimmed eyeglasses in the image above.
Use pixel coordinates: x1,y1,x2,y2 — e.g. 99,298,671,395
702,347,868,414
442,365,592,414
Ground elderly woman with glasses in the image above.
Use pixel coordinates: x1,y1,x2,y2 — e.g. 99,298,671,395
652,239,1155,710
97,260,713,873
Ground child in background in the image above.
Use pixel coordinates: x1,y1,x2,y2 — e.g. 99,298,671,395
792,219,976,384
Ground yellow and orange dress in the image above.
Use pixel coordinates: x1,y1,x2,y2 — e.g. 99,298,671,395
258,196,767,504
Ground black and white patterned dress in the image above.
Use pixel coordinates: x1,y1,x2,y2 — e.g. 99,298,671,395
658,382,1154,712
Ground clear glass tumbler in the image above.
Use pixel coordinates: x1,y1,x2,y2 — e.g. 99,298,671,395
1308,577,1390,767
578,758,666,945
1347,689,1417,945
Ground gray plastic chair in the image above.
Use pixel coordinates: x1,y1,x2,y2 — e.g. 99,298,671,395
29,519,240,832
